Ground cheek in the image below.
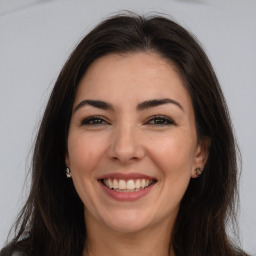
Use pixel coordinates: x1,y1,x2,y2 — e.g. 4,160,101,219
67,132,107,175
143,133,196,220
148,132,196,176
66,133,108,208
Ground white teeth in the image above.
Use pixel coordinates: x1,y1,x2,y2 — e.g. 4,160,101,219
135,179,141,189
127,180,135,190
119,180,126,189
141,179,146,188
103,178,154,191
113,179,118,189
108,179,113,189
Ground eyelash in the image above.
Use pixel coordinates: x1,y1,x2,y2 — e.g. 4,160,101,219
81,116,108,126
81,115,175,126
146,115,175,126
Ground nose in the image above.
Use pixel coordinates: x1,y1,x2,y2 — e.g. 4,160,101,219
107,123,146,164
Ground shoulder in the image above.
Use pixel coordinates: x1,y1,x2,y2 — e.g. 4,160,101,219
0,246,9,256
0,246,27,256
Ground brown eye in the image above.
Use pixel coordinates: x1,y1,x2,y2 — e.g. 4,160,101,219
81,116,108,126
147,115,174,126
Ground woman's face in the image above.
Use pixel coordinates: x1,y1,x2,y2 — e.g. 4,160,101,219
66,52,208,234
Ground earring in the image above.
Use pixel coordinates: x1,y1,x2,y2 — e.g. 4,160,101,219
66,167,72,178
195,168,202,177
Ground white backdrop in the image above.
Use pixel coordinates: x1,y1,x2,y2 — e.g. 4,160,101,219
0,0,255,254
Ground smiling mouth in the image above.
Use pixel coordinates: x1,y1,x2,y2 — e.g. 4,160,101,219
100,178,157,192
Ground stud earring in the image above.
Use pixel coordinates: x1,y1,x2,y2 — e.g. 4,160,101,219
195,168,202,177
66,167,72,178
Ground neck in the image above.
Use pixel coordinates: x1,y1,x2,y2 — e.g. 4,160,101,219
83,212,175,256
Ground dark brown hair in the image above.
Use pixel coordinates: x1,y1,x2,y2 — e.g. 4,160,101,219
2,12,248,256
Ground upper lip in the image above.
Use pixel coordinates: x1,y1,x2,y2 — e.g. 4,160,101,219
97,172,157,180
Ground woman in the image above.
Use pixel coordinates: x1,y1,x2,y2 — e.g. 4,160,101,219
1,13,249,256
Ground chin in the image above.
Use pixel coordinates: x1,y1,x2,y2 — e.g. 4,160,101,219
101,209,154,234
106,220,150,234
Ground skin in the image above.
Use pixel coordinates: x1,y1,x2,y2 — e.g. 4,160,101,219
66,52,209,256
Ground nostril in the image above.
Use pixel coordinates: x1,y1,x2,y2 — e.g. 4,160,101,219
109,148,146,163
107,132,146,162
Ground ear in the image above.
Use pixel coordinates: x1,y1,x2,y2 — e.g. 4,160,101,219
65,153,70,167
191,136,211,178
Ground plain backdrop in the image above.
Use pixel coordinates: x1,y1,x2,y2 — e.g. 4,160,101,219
0,0,255,254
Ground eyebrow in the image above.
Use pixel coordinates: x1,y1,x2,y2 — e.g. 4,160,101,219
73,98,183,113
73,100,114,112
137,98,183,111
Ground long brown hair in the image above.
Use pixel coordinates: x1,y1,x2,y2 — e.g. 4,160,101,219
2,12,248,256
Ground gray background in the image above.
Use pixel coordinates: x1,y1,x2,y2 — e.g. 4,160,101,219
0,0,255,254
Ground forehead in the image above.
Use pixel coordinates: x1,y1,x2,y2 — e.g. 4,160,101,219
75,52,192,112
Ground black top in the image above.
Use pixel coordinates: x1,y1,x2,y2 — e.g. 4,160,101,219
0,246,26,256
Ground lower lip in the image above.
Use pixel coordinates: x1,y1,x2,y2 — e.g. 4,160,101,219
99,181,156,201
